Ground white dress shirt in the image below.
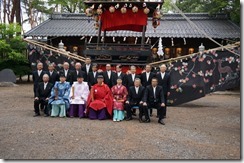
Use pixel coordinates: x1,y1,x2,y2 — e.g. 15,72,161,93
135,86,139,94
107,70,111,79
161,72,165,80
44,82,48,90
64,69,68,77
37,70,42,76
117,71,121,77
132,73,135,81
146,72,150,81
153,86,156,98
86,64,90,74
49,71,53,76
93,71,97,78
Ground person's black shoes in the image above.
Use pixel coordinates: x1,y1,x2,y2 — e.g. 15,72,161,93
158,119,165,125
33,114,40,117
144,119,151,123
126,117,132,121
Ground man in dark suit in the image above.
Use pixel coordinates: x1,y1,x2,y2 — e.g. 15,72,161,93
59,62,74,85
87,63,99,88
142,78,166,125
73,62,86,82
113,64,127,87
103,64,116,88
34,74,53,117
47,64,59,85
125,78,145,122
156,64,171,118
81,57,92,82
126,65,140,116
32,62,46,97
126,65,140,89
141,64,156,116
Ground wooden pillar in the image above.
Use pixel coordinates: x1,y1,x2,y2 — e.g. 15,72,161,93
103,30,106,46
97,20,102,47
141,25,146,48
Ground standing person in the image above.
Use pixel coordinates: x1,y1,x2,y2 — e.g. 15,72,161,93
142,78,166,125
59,62,74,85
34,74,53,117
47,64,59,85
111,77,128,122
73,62,85,82
87,63,99,89
113,64,127,87
49,74,71,118
32,62,46,97
156,64,171,118
86,75,113,120
81,57,92,82
125,78,145,122
126,65,140,116
103,64,116,88
140,64,155,116
126,65,140,89
69,74,89,118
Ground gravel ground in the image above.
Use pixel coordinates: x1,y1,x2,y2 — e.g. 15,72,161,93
0,83,240,159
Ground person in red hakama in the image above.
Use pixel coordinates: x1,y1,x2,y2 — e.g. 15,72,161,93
86,75,113,120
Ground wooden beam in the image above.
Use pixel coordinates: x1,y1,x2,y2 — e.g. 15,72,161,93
141,25,146,48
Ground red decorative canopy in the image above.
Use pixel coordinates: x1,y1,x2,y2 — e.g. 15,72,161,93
100,9,148,32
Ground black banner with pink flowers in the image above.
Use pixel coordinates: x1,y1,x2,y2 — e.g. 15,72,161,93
166,48,240,106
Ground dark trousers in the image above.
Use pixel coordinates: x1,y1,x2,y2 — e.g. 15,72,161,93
125,103,143,119
163,94,167,117
34,99,49,115
144,103,165,120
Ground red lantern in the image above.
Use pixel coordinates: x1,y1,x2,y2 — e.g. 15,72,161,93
132,6,138,13
121,7,127,14
109,6,115,13
144,7,150,14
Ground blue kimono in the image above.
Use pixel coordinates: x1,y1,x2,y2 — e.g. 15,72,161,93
49,81,71,111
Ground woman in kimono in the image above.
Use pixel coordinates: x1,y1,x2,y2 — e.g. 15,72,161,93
69,74,89,118
49,73,71,117
111,77,128,121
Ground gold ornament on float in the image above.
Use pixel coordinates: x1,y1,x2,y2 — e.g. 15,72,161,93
109,6,115,13
144,7,150,14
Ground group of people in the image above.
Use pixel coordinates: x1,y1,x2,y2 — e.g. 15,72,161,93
32,57,170,125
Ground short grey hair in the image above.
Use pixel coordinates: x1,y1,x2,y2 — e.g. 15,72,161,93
43,74,49,78
63,62,69,66
134,78,141,82
160,64,167,68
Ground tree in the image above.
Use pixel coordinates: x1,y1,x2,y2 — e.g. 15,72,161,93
48,0,85,13
21,0,53,29
175,0,240,25
0,23,31,78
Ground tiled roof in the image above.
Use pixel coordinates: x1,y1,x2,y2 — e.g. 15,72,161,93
24,13,240,39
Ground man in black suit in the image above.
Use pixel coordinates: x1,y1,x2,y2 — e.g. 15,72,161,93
126,65,140,116
156,64,171,118
87,63,99,88
32,62,46,96
103,64,116,88
59,62,74,85
125,78,145,122
81,57,92,82
142,78,166,125
34,74,53,117
73,62,86,82
113,64,127,87
47,64,59,85
141,64,156,116
126,65,140,89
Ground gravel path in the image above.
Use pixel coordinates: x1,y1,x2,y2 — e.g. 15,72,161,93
0,84,240,159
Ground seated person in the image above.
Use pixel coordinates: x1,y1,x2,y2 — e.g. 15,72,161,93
34,74,53,117
125,78,145,122
49,74,71,118
86,75,113,120
69,74,89,118
111,77,128,122
143,78,166,125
